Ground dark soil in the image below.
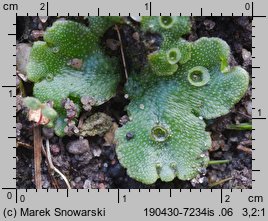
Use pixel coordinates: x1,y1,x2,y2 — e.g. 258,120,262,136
16,16,252,189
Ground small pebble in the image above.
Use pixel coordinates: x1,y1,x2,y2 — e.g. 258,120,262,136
70,181,76,188
109,164,124,178
132,32,140,41
242,49,251,61
130,16,141,22
245,101,252,116
39,16,48,23
203,19,215,30
74,151,93,166
229,136,239,143
93,148,102,157
31,30,44,40
83,179,92,189
198,177,205,184
190,177,199,187
81,96,96,111
119,115,129,125
74,177,81,183
16,123,22,137
66,139,90,155
42,180,50,189
98,183,106,189
126,132,134,140
198,168,207,175
42,127,54,139
16,43,32,76
242,48,252,67
50,144,61,156
236,17,249,27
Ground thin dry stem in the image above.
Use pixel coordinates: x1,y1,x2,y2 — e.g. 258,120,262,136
115,25,128,80
33,126,42,189
17,141,32,149
237,144,252,155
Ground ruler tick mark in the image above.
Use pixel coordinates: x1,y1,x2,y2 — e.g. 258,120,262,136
47,2,49,16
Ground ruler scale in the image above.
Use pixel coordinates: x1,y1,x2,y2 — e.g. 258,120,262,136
0,0,267,220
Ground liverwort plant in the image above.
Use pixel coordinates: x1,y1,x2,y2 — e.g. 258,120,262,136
115,17,249,184
25,16,249,185
26,17,122,136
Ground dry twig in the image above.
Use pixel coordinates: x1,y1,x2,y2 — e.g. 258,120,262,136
33,126,42,189
17,141,32,149
237,144,252,155
115,25,128,80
